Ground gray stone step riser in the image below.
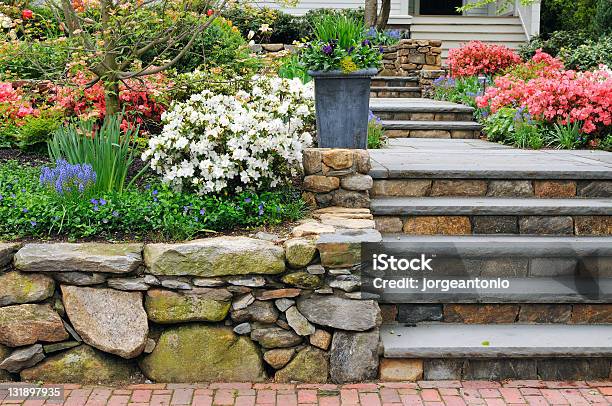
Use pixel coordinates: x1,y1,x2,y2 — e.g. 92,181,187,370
384,129,480,139
375,112,474,121
371,179,612,198
374,215,612,236
371,79,419,87
393,357,612,380
370,90,422,98
382,304,612,323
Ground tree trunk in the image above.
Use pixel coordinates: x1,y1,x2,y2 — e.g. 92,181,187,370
104,80,120,117
376,0,392,30
365,0,378,27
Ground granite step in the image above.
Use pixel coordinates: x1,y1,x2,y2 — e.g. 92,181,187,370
381,324,612,358
381,120,481,139
370,197,612,216
370,235,612,303
370,98,475,114
371,76,419,87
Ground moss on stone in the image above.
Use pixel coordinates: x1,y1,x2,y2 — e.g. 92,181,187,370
274,346,328,383
0,272,55,307
281,272,322,289
145,289,231,323
20,345,142,384
139,324,266,382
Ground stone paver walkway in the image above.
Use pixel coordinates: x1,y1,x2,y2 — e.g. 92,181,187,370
2,381,612,405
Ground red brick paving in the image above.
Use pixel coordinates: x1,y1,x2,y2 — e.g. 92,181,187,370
1,381,611,405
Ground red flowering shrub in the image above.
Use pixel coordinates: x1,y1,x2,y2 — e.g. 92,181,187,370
0,82,39,124
477,51,612,134
448,41,522,77
53,70,172,131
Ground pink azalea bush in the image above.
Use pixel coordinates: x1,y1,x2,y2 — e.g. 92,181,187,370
447,41,522,77
477,50,612,134
0,82,40,124
53,69,172,131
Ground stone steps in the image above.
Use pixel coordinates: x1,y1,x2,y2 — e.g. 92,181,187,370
370,87,421,99
381,324,612,358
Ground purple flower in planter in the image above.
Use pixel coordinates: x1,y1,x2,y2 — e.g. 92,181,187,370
322,44,334,55
362,39,371,47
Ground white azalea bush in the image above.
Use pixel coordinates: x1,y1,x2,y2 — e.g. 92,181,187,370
142,75,315,195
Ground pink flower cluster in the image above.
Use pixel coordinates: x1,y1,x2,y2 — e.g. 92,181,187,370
447,41,522,77
0,83,40,124
477,52,612,134
53,71,171,129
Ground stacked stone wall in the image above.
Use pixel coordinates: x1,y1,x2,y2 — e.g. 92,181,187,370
380,39,442,77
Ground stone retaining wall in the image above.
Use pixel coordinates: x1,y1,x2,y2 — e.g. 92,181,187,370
0,211,383,384
380,39,442,77
302,149,372,209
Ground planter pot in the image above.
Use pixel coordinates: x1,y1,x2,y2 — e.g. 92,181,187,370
308,68,378,149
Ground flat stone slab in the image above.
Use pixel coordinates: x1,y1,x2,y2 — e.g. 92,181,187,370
371,86,421,93
381,324,612,358
369,139,612,180
381,120,482,130
370,98,474,113
371,197,612,216
14,243,143,274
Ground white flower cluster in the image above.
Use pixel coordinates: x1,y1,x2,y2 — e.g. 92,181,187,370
142,75,315,195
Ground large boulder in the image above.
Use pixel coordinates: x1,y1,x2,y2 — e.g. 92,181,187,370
61,286,148,358
297,296,381,331
274,346,328,383
0,271,55,307
20,345,141,384
139,324,265,382
14,243,142,274
0,304,68,347
144,237,285,277
145,288,231,323
329,329,380,383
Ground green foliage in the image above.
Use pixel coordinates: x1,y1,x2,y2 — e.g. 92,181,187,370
593,0,612,36
545,120,584,149
599,133,612,151
511,123,545,149
560,35,612,71
48,115,144,193
367,117,386,149
482,108,517,143
311,14,365,49
0,39,72,80
13,112,63,150
540,0,599,35
432,76,487,112
278,54,312,83
0,161,306,240
518,30,593,60
364,28,402,46
223,5,307,44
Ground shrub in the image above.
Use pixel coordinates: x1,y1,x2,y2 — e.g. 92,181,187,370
12,111,63,150
0,161,306,240
594,0,612,36
142,75,315,195
477,59,612,134
560,35,612,71
544,121,585,149
53,69,172,132
170,69,253,102
518,30,593,61
48,115,145,193
0,38,73,81
223,5,307,44
447,41,522,78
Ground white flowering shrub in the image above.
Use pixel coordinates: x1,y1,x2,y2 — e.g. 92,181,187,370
142,75,315,195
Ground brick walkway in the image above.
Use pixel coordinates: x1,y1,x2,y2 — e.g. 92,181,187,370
2,381,612,406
